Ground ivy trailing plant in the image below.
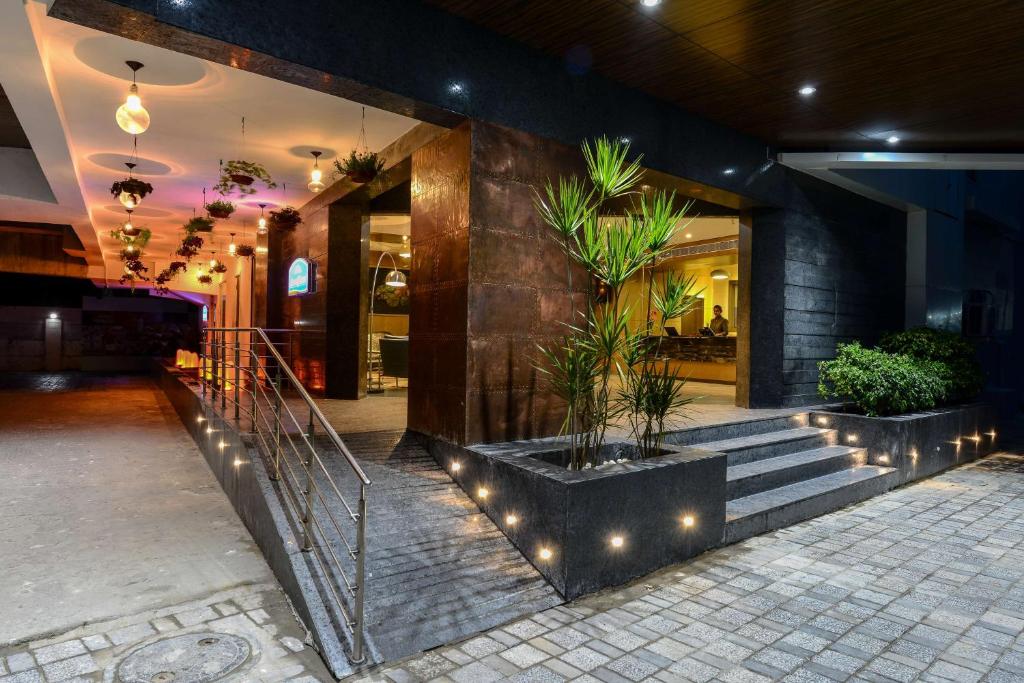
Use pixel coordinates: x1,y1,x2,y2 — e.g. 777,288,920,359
205,199,235,219
154,260,188,295
234,244,255,258
334,150,384,184
176,234,204,260
197,273,213,285
268,206,302,231
214,160,276,196
210,260,228,274
111,224,152,291
184,216,215,233
534,136,700,470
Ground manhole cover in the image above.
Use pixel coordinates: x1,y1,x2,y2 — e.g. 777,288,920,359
115,632,251,683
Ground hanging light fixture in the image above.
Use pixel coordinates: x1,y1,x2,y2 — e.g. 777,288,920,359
710,268,729,280
228,233,237,256
122,210,139,237
115,61,151,135
385,269,407,288
307,150,325,193
118,162,141,209
399,234,411,259
257,203,268,235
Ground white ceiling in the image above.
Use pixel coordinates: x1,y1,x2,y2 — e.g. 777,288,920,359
1,1,419,289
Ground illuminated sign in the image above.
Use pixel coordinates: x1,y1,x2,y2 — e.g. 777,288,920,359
288,257,315,296
201,305,209,323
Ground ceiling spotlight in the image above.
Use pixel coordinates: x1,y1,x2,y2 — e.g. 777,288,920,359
308,150,325,193
115,61,151,134
723,168,735,175
257,203,268,235
798,85,816,96
685,233,692,239
711,268,729,280
385,269,407,288
449,81,465,95
618,136,632,144
886,135,900,144
640,0,661,6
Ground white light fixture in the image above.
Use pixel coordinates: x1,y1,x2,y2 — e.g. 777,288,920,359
308,150,325,193
640,0,661,6
539,547,553,561
723,168,735,175
710,268,729,280
399,235,411,259
798,85,817,96
122,211,138,236
886,135,900,144
451,461,461,472
228,233,237,256
385,269,407,288
618,136,631,144
257,203,268,235
685,233,692,239
448,81,465,95
506,514,518,526
477,487,489,499
610,535,624,548
115,61,151,134
48,312,58,320
682,515,695,528
118,163,142,209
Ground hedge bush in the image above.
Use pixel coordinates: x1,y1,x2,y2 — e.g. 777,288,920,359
878,327,983,402
817,342,948,417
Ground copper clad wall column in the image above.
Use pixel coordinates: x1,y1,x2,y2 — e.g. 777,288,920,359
326,204,370,398
409,121,587,445
408,123,472,442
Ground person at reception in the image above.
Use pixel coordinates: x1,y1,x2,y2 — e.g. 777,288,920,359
709,304,729,336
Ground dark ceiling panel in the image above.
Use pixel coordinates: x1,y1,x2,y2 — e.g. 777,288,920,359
0,85,32,149
427,0,1024,150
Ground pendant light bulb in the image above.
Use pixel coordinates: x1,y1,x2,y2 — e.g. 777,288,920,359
115,62,150,134
257,203,268,235
308,150,325,192
228,233,237,256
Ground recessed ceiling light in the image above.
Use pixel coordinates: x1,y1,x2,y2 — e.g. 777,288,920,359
618,136,631,144
448,82,465,94
723,168,735,175
685,233,692,239
886,135,900,144
640,0,661,6
798,85,816,96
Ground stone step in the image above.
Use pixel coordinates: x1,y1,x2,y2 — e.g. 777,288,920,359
666,413,809,447
725,465,898,544
726,445,867,500
694,426,836,466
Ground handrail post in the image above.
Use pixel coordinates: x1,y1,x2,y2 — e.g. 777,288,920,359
233,332,240,421
308,407,315,438
220,329,227,411
249,342,259,433
271,362,282,481
352,487,368,664
301,451,315,552
200,330,207,399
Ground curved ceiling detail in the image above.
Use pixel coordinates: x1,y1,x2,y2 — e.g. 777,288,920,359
73,34,207,86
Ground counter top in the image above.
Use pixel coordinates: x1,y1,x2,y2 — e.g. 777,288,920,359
651,335,736,362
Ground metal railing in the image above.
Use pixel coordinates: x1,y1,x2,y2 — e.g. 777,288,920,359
198,327,371,663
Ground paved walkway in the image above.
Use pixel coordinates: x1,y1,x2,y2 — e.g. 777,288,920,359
0,374,332,682
357,450,1024,683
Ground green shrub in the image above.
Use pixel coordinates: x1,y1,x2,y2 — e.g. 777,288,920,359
878,327,983,402
817,342,947,416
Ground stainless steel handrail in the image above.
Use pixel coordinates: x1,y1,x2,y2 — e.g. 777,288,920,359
198,326,370,663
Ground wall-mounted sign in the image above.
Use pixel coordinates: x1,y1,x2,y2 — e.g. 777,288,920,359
288,257,316,296
201,305,209,323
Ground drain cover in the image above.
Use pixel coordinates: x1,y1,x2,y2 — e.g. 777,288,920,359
115,632,251,683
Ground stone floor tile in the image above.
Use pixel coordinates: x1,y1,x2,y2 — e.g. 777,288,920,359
499,643,548,668
40,653,97,682
30,640,85,665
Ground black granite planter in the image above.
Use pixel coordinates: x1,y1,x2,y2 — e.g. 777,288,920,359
425,436,726,600
808,403,999,486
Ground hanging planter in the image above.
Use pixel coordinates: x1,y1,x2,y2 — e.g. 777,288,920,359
197,273,213,285
176,234,204,259
185,216,215,233
215,160,276,196
234,244,255,257
334,150,384,184
268,206,302,231
211,260,228,274
205,199,235,219
110,177,153,209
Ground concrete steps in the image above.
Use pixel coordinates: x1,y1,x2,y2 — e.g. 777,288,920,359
675,413,899,546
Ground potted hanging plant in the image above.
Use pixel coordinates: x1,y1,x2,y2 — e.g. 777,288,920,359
197,273,213,285
211,261,228,274
215,160,276,196
185,216,215,233
234,244,255,257
268,206,302,231
110,177,154,208
169,260,188,274
334,150,384,184
205,199,235,219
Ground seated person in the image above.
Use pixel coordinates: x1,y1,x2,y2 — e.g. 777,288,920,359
709,305,729,336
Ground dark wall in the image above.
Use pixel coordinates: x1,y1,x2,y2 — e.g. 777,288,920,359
752,172,907,407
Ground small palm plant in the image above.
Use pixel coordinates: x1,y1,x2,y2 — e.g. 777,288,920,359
535,136,699,469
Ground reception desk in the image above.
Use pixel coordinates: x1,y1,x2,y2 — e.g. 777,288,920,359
652,336,737,383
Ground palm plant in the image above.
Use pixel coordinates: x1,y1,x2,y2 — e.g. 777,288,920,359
535,137,699,469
